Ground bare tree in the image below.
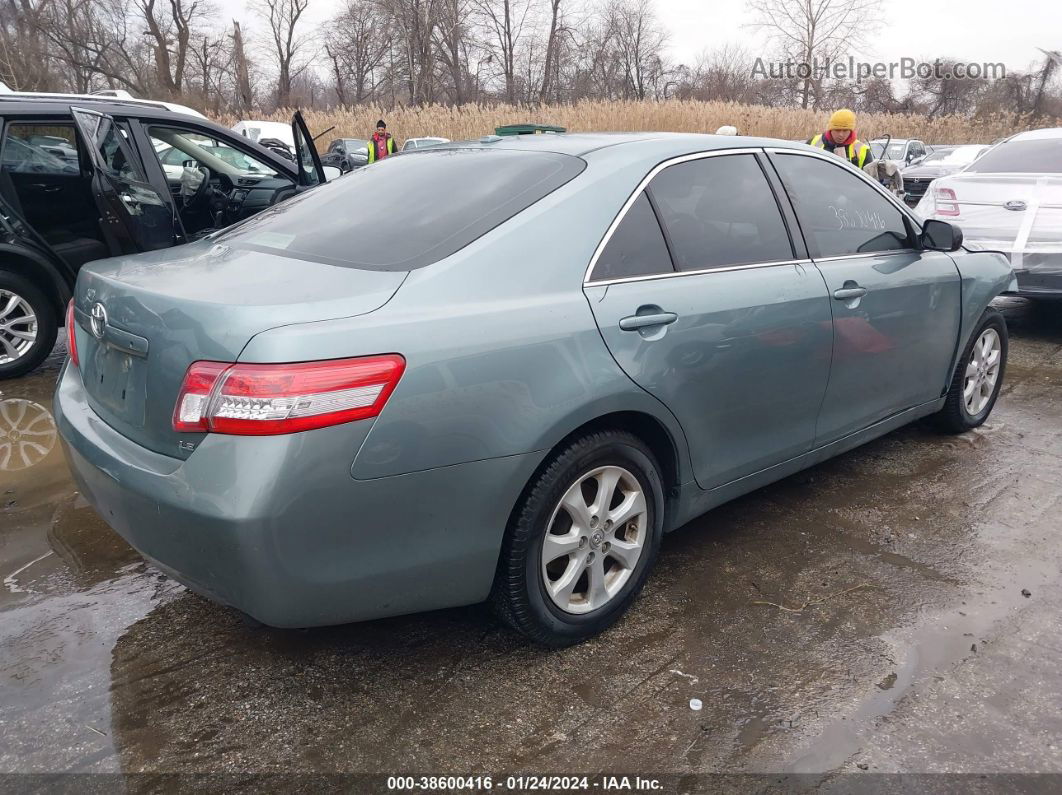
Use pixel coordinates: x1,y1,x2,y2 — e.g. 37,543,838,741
138,0,215,98
473,0,534,104
325,0,390,104
254,0,312,108
231,19,254,111
747,0,882,109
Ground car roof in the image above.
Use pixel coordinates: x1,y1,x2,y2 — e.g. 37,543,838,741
1010,127,1062,141
0,96,209,122
0,90,204,117
432,131,819,159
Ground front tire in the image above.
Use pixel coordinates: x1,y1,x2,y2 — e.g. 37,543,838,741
934,307,1007,433
0,270,57,380
491,430,665,647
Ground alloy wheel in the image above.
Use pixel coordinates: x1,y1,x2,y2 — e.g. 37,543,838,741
0,289,38,365
541,465,648,614
964,327,1002,416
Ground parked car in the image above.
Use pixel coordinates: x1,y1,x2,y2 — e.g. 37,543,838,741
321,138,370,172
915,127,1062,298
901,144,991,206
870,137,932,167
56,134,1013,646
402,136,450,151
0,97,335,378
231,119,294,148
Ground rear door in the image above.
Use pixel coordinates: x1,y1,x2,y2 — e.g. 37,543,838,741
585,150,834,490
70,106,179,253
768,149,962,444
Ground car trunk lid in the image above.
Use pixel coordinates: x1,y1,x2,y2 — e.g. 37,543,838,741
73,240,406,459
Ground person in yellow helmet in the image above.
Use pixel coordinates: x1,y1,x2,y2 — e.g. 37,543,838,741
807,109,874,169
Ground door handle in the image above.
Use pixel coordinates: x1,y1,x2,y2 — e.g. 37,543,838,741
619,312,678,331
832,286,868,301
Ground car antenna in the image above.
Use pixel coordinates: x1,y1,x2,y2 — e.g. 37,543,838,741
313,125,336,142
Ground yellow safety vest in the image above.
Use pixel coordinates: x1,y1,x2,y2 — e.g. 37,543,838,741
809,134,870,169
367,136,397,163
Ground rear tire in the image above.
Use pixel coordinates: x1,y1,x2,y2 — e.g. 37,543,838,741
491,430,665,647
934,307,1007,433
0,270,57,380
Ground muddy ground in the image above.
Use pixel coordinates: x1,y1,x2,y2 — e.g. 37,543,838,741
1,298,1060,788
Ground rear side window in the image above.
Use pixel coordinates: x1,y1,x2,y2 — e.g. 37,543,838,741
966,138,1062,174
217,148,585,271
772,153,912,258
648,154,794,270
591,193,673,281
1,124,81,176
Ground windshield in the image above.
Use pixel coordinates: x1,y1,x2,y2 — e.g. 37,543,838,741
966,138,1062,174
215,148,585,271
871,142,906,160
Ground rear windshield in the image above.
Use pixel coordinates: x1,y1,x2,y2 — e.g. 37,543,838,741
966,138,1062,174
215,148,585,270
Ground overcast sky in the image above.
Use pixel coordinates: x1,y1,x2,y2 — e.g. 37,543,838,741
217,0,1060,78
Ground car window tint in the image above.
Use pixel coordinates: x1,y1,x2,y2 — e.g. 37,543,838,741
591,192,674,281
215,149,585,271
2,124,81,176
966,137,1062,173
772,153,912,257
648,154,793,270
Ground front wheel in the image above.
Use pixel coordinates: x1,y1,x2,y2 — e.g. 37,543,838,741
0,270,57,380
934,307,1008,433
491,430,665,647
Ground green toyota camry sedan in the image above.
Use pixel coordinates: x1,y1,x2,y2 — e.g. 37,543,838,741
56,133,1014,646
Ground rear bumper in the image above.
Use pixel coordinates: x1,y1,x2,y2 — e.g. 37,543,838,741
54,362,540,627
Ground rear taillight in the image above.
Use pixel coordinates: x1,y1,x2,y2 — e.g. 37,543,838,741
65,300,79,367
173,355,405,435
934,187,960,217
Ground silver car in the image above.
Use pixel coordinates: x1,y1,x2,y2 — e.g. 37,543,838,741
916,127,1062,298
56,134,1014,646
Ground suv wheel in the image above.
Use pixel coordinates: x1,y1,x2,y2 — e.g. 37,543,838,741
491,430,665,647
0,270,57,380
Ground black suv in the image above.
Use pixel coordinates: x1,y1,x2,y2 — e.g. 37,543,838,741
0,97,331,378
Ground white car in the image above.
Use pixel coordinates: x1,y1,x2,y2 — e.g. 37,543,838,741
870,138,931,167
915,127,1062,298
402,136,450,151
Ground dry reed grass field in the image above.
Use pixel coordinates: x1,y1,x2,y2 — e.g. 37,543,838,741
219,100,1057,145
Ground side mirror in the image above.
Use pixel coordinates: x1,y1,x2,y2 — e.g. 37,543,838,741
922,219,963,252
321,165,342,182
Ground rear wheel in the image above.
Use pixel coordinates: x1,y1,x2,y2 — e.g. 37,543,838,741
0,270,57,380
934,307,1007,433
491,430,664,647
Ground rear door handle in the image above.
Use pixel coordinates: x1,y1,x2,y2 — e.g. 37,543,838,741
619,312,678,331
832,286,868,300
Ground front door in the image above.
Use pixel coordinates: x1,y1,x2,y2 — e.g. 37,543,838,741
586,152,834,490
769,150,962,444
70,106,179,254
291,111,327,187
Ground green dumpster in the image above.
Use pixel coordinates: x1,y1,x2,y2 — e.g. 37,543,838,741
494,123,567,136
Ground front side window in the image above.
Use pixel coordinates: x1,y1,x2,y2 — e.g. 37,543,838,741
591,192,674,281
147,127,281,179
648,154,794,271
772,153,912,258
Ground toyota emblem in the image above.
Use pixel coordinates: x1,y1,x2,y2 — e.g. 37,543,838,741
1003,200,1027,212
89,302,108,340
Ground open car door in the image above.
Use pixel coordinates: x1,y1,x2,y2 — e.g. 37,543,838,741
291,110,327,188
70,106,181,254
